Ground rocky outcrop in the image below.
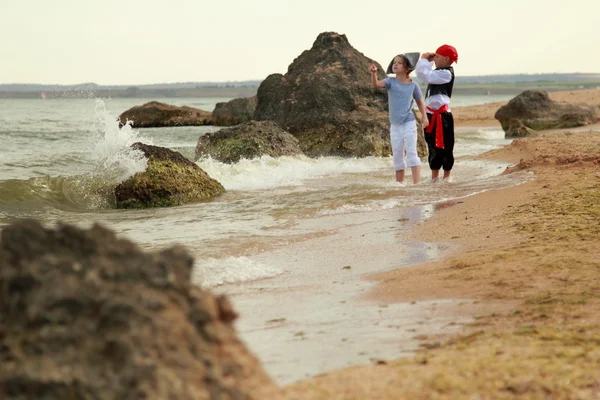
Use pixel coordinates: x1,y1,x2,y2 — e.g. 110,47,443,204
253,31,427,158
495,90,599,137
195,121,303,163
119,101,212,128
0,219,276,399
212,96,257,126
115,143,224,208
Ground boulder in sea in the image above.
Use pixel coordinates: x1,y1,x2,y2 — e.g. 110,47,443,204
0,219,276,399
119,101,212,128
195,120,304,163
115,142,224,208
212,96,258,126
495,90,599,137
253,31,427,158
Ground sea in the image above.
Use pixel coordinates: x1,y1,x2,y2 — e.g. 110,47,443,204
0,94,532,384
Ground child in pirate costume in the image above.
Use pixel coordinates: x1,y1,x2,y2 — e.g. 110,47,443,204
369,52,428,185
415,45,458,183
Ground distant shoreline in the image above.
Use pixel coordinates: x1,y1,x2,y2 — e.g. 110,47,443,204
1,77,599,99
0,86,259,99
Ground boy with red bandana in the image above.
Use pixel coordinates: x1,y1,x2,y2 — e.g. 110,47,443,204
415,45,458,182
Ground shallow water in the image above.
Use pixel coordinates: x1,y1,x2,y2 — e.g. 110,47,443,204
0,95,530,383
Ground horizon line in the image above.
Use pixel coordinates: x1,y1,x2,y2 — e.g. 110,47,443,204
2,72,600,87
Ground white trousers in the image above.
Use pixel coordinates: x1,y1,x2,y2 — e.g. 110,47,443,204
390,120,420,171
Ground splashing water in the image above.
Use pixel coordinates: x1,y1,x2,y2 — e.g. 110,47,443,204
197,155,392,191
91,99,149,183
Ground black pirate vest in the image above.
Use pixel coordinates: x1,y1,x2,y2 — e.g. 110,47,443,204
426,66,454,98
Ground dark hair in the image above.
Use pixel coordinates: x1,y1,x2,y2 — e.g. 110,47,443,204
398,56,412,78
401,55,413,71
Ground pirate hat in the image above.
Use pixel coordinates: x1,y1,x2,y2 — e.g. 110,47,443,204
386,52,420,74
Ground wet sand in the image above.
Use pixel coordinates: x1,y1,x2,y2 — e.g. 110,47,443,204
271,90,600,398
214,204,475,384
216,158,529,384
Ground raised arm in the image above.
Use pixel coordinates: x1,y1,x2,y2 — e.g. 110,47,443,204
415,55,452,85
369,64,385,88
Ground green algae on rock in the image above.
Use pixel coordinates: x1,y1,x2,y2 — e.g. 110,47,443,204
195,120,303,163
116,143,224,209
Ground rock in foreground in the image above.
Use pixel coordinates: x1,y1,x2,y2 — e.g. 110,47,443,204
116,143,224,208
495,90,599,137
0,219,275,399
119,101,212,127
195,121,304,163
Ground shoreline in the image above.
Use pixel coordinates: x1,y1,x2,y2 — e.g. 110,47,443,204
215,144,527,385
273,99,600,397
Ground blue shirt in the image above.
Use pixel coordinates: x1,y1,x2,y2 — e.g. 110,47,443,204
383,78,422,124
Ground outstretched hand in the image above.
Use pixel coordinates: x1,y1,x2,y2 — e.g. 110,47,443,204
368,64,378,74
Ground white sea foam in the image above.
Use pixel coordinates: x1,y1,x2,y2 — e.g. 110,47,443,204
197,155,391,191
455,128,512,157
317,199,402,216
192,256,284,288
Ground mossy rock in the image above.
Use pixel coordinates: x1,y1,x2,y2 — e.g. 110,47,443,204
195,121,304,163
294,111,427,158
116,143,224,209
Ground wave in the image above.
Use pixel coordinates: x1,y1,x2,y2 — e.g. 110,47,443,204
191,256,284,288
0,174,122,217
197,154,391,191
0,99,152,219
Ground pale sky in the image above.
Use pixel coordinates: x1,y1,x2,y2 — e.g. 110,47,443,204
1,0,598,85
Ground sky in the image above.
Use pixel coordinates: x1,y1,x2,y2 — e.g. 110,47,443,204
1,0,598,85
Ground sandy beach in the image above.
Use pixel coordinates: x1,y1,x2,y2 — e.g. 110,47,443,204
270,89,600,398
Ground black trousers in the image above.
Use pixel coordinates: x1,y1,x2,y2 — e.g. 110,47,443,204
425,112,455,171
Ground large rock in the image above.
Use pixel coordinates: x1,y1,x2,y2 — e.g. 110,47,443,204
212,96,258,126
0,219,275,399
195,120,304,163
115,143,224,208
253,31,427,158
495,90,599,137
119,101,212,128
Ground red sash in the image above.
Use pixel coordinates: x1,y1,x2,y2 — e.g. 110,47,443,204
425,105,449,149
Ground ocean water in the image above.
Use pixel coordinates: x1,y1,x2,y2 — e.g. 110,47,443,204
0,94,529,383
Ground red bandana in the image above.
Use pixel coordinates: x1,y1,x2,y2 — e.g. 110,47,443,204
436,45,458,63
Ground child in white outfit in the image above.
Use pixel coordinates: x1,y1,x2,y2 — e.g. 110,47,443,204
369,53,428,184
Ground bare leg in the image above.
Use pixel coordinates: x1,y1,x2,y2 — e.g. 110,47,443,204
411,165,420,184
431,169,440,181
395,170,405,183
443,170,452,182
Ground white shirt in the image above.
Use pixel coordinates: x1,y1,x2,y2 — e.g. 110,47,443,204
415,59,453,112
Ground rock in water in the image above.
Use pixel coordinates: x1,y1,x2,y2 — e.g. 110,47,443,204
119,101,212,128
115,143,225,209
195,121,304,163
0,219,276,399
253,31,427,158
212,96,258,126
